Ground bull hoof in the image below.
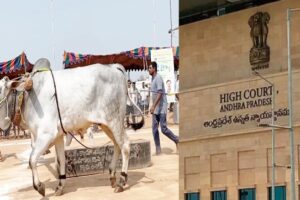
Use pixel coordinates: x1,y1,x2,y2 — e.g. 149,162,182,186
55,186,64,196
114,185,124,193
110,177,117,188
34,182,45,196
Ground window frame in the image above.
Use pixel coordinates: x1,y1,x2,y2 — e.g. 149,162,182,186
239,188,256,200
179,0,281,25
268,185,286,200
211,190,227,200
185,192,200,200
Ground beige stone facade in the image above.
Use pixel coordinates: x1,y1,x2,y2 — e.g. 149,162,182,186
179,0,300,199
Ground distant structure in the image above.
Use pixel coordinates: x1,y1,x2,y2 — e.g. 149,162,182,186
63,46,179,71
0,52,33,79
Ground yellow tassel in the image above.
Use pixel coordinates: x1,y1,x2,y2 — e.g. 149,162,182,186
13,110,21,126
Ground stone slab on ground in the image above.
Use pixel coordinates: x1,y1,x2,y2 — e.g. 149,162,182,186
65,139,151,177
0,125,179,200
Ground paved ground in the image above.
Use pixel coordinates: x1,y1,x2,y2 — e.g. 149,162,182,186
0,119,179,200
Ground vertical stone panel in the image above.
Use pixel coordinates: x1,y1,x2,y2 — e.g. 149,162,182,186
211,153,227,187
238,150,255,185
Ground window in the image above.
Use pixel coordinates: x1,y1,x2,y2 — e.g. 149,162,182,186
211,190,227,200
239,188,255,200
180,0,281,25
185,192,200,200
268,186,286,200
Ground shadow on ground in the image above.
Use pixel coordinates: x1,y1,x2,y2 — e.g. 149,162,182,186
161,147,177,155
18,171,147,198
1,153,17,161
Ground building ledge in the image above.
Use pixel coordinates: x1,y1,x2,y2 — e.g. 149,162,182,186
180,123,300,143
180,69,300,96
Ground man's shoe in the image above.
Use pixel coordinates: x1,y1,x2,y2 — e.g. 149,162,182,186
155,147,161,156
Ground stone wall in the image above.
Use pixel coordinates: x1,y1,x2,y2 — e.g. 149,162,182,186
180,0,300,90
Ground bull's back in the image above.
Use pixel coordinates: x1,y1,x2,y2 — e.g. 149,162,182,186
32,64,127,120
58,64,126,106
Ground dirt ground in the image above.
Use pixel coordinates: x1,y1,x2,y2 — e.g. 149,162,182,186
0,116,179,200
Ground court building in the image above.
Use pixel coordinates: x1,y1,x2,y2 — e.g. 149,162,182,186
179,0,300,199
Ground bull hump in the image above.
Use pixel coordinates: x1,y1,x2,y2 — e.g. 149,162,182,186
33,58,51,73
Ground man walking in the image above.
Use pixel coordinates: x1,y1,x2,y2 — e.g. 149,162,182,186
148,61,178,155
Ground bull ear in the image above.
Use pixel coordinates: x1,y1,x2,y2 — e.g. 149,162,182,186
8,81,25,92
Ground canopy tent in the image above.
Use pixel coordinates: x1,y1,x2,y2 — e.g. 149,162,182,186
63,47,179,71
0,52,33,79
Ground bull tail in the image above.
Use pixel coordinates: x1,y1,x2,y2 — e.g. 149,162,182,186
127,90,144,131
114,64,145,130
116,63,144,130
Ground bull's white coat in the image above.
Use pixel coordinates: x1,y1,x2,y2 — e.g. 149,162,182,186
0,62,142,196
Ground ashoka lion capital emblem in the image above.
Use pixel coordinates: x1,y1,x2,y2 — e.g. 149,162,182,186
248,12,270,70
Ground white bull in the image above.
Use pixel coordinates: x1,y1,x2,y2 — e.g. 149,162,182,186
0,59,144,196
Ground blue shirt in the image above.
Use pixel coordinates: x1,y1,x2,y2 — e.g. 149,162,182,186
151,73,168,114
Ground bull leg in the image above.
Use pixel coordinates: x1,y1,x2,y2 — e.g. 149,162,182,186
113,126,130,193
30,132,35,149
100,124,120,188
65,132,73,146
54,136,66,196
115,137,130,192
29,134,54,196
109,145,121,188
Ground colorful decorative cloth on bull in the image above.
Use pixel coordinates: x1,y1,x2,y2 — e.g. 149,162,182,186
63,51,91,66
0,52,31,75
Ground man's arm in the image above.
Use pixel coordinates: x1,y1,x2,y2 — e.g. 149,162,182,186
150,91,162,114
150,75,164,114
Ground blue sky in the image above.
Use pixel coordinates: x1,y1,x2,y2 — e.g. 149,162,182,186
0,0,178,72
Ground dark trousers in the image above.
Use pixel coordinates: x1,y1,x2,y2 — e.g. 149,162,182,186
126,105,136,125
152,113,178,152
